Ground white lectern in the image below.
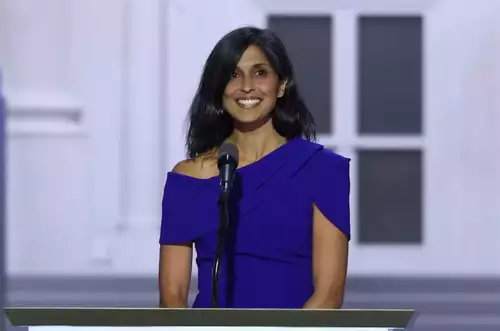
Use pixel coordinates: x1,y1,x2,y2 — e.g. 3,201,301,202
4,307,418,331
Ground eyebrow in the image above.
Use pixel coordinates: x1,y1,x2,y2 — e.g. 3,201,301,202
252,63,272,70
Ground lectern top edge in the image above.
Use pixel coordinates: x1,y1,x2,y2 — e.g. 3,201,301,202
5,306,413,312
4,307,417,328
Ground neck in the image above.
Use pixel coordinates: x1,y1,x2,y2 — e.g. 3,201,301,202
228,120,286,164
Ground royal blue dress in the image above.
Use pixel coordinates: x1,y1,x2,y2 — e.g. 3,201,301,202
159,137,351,308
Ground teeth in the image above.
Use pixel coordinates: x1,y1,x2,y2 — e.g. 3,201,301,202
237,99,261,106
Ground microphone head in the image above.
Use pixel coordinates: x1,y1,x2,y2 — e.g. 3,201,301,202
218,142,239,165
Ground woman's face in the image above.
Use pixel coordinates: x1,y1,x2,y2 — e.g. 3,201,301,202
222,45,285,127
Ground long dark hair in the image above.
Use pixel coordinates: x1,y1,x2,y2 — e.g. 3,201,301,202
186,26,316,158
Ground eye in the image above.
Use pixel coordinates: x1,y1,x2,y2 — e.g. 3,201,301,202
231,72,239,78
254,70,266,76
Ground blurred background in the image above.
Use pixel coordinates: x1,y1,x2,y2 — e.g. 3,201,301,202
1,0,500,330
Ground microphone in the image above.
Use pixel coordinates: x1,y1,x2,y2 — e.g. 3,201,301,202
212,142,239,308
217,142,239,199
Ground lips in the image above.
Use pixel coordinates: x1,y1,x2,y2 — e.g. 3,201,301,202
236,98,262,109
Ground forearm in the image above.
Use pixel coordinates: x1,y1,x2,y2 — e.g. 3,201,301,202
160,301,188,308
303,290,344,309
158,244,193,308
159,284,189,308
159,293,188,308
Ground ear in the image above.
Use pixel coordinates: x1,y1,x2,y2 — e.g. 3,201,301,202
277,80,287,98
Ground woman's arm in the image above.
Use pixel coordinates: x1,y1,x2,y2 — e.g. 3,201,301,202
159,243,193,308
158,159,211,308
303,204,349,309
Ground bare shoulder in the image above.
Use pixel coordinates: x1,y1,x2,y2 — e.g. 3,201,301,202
172,159,199,176
172,155,219,179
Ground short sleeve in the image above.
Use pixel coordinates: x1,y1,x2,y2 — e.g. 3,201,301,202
305,150,351,240
159,173,217,245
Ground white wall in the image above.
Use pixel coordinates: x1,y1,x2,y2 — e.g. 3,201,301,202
1,0,165,276
1,0,499,277
2,0,94,275
425,0,500,275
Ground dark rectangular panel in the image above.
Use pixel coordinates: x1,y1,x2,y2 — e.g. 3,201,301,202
4,307,414,328
358,149,422,244
268,15,332,134
358,16,422,134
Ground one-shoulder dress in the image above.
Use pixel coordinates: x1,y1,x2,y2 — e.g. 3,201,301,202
159,137,351,308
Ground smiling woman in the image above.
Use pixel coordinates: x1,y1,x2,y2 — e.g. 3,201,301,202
158,26,351,309
184,27,315,159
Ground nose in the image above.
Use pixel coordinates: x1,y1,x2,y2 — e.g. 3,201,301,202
241,75,255,92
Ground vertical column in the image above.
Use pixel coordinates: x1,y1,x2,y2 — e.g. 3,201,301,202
120,0,164,231
69,0,127,265
455,2,500,272
0,73,6,331
492,4,500,276
333,10,358,246
333,10,357,148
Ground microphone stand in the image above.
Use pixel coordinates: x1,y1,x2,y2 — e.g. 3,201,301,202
211,191,230,308
212,143,238,308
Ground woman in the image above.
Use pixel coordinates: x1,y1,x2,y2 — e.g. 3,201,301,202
158,26,350,309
